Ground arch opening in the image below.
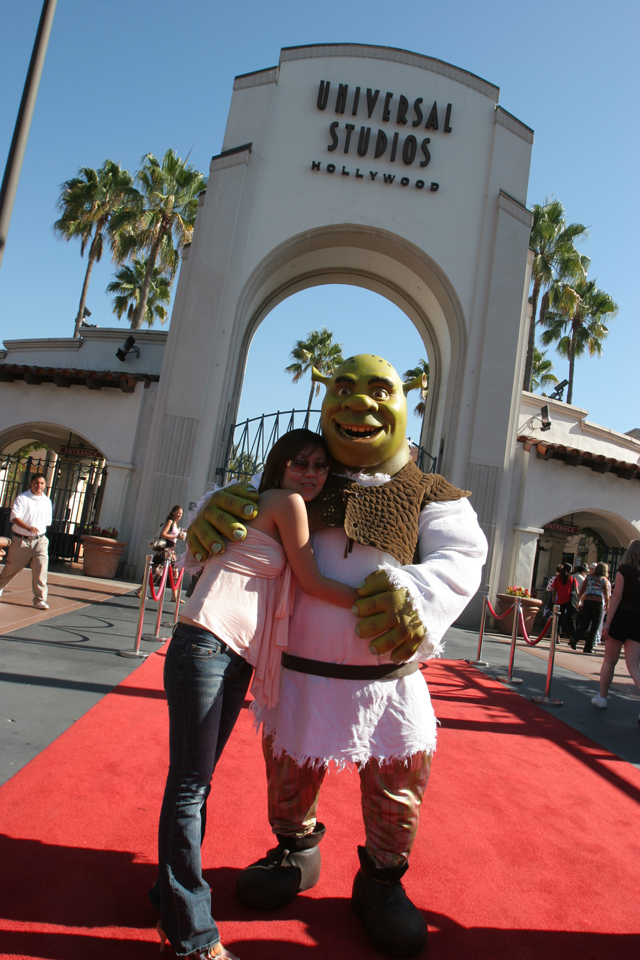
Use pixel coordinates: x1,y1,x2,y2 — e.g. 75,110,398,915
207,225,467,487
0,422,107,563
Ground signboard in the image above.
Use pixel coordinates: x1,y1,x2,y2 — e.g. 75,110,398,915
543,521,580,535
60,445,101,459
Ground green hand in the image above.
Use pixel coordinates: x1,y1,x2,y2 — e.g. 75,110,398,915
353,569,426,663
187,482,259,560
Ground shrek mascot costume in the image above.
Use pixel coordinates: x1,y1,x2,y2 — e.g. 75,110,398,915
188,355,487,956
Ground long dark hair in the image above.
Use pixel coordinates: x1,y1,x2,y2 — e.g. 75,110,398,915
258,429,332,494
165,504,183,523
560,562,572,584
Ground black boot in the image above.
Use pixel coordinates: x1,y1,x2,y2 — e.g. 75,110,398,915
236,822,325,909
351,846,428,956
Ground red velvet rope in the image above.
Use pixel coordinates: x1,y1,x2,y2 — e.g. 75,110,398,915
486,598,516,620
148,562,169,602
168,565,184,592
517,606,553,647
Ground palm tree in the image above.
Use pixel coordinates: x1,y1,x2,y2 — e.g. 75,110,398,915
523,200,589,391
530,347,558,394
110,150,207,330
540,278,618,404
106,257,172,328
285,327,344,416
54,160,133,338
403,360,430,417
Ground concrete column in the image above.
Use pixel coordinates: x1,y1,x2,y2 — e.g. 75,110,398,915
99,461,134,535
509,525,545,591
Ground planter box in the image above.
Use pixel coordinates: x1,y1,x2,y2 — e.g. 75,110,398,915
494,594,543,638
81,535,128,579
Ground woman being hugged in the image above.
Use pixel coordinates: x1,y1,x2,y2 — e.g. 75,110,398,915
155,430,362,959
592,541,640,714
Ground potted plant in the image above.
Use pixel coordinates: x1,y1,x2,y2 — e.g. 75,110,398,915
81,526,128,579
494,586,543,638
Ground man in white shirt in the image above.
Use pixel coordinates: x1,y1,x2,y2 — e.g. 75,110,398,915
0,474,53,610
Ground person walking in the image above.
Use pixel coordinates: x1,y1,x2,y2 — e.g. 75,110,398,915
552,563,577,640
0,474,53,610
591,541,640,717
571,562,610,654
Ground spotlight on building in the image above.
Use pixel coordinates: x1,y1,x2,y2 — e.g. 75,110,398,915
116,335,140,362
549,379,569,402
540,404,552,431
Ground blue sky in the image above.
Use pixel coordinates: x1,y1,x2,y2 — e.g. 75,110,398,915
0,0,637,439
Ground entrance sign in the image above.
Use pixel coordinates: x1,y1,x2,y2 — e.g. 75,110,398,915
132,44,535,615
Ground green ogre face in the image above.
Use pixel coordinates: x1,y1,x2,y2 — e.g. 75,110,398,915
320,355,408,469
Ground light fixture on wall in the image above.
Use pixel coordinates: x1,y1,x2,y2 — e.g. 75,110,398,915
539,404,552,431
116,335,140,362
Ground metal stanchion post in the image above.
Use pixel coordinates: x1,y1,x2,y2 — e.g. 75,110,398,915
497,598,523,685
466,595,489,666
118,554,153,659
532,604,563,707
143,560,172,642
163,569,184,629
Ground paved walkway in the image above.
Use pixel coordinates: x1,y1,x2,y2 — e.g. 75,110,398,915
0,567,135,636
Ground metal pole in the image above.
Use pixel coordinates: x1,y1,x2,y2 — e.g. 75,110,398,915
118,554,153,659
0,0,58,272
143,560,172,642
497,598,523,685
163,569,184,629
532,604,563,707
466,595,489,666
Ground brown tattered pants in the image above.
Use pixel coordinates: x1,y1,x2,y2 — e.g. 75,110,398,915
263,733,431,868
0,536,49,602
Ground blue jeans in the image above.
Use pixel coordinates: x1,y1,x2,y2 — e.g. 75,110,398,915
158,622,253,956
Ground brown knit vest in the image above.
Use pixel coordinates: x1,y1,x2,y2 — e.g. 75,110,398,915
306,459,470,566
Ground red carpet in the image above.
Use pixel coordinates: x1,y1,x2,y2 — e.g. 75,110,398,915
1,652,639,960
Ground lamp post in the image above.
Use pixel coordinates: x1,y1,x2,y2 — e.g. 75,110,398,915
0,0,58,273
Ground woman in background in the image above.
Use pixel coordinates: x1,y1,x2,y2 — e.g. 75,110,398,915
592,541,640,716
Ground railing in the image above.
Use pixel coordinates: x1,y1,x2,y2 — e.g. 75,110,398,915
216,409,437,485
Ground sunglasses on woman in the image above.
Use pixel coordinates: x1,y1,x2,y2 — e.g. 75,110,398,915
286,458,330,476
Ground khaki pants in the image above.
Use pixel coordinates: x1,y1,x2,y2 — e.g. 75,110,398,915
0,536,49,603
262,733,431,868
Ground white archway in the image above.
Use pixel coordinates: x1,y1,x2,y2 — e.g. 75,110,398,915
204,224,467,487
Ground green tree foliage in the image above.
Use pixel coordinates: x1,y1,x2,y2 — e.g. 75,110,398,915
403,360,430,417
523,200,588,391
54,161,133,338
110,150,207,330
540,278,618,405
107,257,171,328
530,347,558,394
285,327,345,414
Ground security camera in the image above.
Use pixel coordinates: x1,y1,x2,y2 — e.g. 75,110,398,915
83,306,91,317
116,335,140,362
540,404,552,431
549,379,569,402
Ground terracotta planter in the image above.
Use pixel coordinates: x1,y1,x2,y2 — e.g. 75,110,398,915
494,593,543,638
81,535,128,579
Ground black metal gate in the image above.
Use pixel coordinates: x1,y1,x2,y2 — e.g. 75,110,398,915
0,453,106,560
216,409,436,485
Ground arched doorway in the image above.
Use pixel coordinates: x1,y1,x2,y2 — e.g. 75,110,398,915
532,509,635,593
0,424,106,561
205,225,465,489
220,283,432,482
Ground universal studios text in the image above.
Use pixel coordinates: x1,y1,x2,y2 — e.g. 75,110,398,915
310,79,453,192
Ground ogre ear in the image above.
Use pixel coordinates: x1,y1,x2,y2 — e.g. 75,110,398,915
403,373,427,396
311,367,333,387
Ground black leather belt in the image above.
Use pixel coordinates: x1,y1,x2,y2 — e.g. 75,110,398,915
281,652,420,681
15,533,44,540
